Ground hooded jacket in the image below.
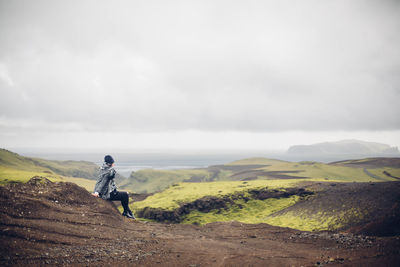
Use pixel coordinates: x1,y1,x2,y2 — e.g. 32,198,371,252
94,163,117,200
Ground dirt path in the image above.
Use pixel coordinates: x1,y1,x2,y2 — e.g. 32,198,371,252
1,178,399,266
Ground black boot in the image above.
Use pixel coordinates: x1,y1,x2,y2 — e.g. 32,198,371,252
122,209,135,219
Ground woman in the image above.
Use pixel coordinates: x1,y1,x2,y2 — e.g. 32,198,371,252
92,155,135,219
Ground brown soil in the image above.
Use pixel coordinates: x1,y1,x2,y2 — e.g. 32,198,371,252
274,181,400,236
1,177,399,266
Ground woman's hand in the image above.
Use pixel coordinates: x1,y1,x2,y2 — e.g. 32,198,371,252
92,192,99,197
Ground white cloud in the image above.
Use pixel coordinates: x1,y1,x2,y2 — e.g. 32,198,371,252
0,63,15,87
0,0,399,150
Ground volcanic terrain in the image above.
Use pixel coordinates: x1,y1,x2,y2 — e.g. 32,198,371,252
1,177,399,266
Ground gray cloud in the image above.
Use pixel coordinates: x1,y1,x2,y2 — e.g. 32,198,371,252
1,0,400,136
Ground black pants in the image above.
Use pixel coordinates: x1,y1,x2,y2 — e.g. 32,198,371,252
109,191,130,212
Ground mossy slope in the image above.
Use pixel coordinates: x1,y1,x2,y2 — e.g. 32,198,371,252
0,149,97,191
131,180,400,233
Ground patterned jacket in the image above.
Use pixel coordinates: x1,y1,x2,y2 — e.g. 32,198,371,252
94,163,117,200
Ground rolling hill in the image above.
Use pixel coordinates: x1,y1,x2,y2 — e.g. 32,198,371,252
130,179,400,234
120,156,400,194
2,148,399,234
0,149,99,190
123,157,400,233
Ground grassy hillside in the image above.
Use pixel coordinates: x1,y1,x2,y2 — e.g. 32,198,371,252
0,149,97,191
121,157,399,193
131,180,400,233
127,157,400,231
231,157,399,182
119,168,233,193
129,179,320,227
133,179,306,211
0,149,99,179
331,158,400,179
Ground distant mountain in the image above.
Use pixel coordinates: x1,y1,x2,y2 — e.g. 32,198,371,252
288,140,399,155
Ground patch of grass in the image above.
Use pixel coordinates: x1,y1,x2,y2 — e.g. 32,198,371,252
264,212,341,231
29,158,99,179
255,161,388,182
264,207,369,232
0,149,98,191
0,166,61,184
0,166,96,191
226,157,396,182
368,168,400,180
132,180,307,211
134,180,370,231
131,178,378,232
298,164,371,182
227,157,286,166
181,196,300,225
0,148,99,179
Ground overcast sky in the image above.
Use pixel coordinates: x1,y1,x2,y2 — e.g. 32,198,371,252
0,0,399,152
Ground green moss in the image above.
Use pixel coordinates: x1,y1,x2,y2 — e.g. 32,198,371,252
132,180,307,211
263,205,369,232
0,166,61,184
264,212,341,231
181,196,300,225
0,166,96,191
131,177,374,232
